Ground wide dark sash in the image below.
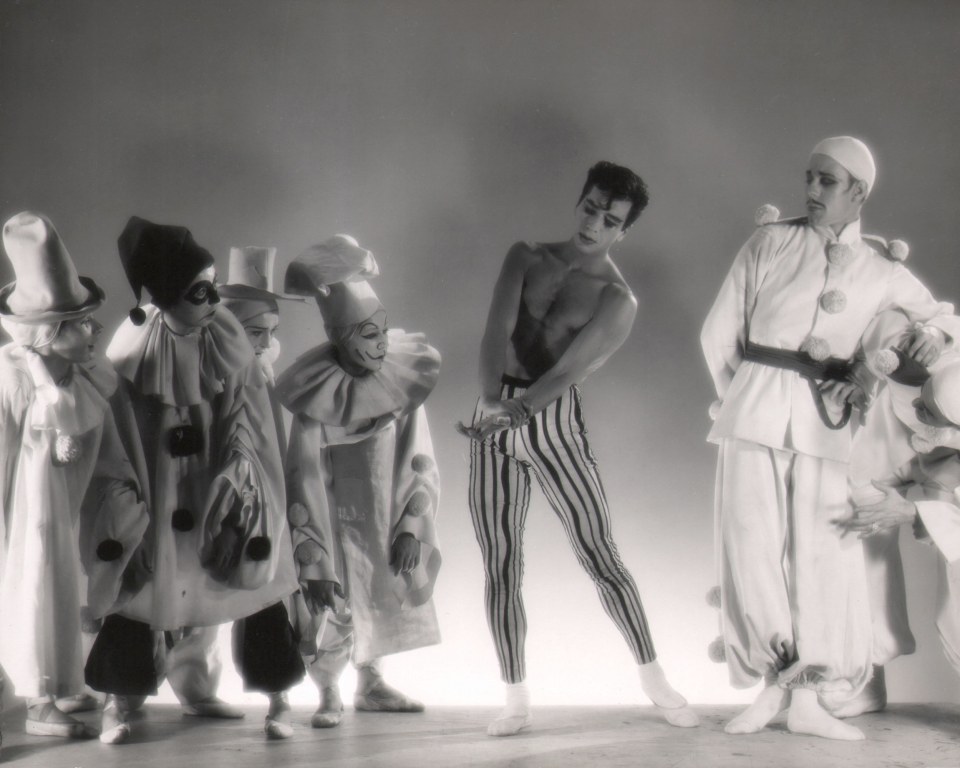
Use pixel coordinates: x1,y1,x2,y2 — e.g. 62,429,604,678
743,341,853,430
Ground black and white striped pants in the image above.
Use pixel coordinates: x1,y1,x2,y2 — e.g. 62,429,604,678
468,376,656,683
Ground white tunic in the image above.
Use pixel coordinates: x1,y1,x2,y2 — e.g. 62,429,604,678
702,217,954,462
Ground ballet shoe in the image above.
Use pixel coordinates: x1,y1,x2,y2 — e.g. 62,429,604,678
487,712,533,737
182,697,245,719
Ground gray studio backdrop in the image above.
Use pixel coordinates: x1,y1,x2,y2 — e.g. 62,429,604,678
1,0,959,706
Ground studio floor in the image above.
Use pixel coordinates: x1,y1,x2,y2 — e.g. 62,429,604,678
1,703,958,768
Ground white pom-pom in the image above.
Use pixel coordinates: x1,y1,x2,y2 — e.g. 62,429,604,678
873,349,900,376
708,636,726,663
800,336,830,361
888,239,909,261
819,290,847,314
705,586,721,609
708,400,722,421
826,242,856,268
54,433,81,465
295,540,324,565
411,454,435,474
288,502,309,527
754,204,780,226
405,490,432,518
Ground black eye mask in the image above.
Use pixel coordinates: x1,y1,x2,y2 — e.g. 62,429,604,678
184,281,220,306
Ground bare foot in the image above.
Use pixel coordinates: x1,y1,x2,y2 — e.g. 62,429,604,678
724,685,788,734
787,689,865,741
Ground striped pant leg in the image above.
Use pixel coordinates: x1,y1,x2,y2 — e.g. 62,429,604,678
521,386,657,665
468,393,533,684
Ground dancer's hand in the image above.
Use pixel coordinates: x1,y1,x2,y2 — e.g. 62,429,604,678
838,481,917,537
304,579,344,614
901,326,944,367
205,526,242,582
819,379,865,408
390,533,421,575
456,397,527,441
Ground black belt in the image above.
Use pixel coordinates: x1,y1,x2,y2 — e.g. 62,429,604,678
743,341,853,430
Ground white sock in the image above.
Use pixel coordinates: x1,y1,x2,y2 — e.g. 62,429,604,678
487,682,532,737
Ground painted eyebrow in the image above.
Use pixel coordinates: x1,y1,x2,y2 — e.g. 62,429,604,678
585,196,625,223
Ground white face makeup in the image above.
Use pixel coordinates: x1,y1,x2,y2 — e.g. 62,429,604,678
336,309,389,374
805,154,865,233
162,266,220,332
243,312,280,357
573,186,631,254
45,314,103,364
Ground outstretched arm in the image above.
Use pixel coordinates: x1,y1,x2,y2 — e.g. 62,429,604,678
515,283,637,416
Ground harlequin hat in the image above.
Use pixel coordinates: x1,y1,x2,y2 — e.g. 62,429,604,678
118,215,215,323
0,211,104,324
284,235,383,329
811,136,877,193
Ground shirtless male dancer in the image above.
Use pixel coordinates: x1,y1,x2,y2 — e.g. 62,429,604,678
460,161,697,736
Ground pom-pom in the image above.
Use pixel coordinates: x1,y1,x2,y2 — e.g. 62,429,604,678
708,636,726,663
288,501,310,527
819,289,847,314
754,204,780,226
295,540,324,565
96,539,124,562
54,433,81,465
705,586,722,609
171,508,195,532
888,239,909,261
708,400,722,421
800,336,830,361
411,454,434,474
129,306,147,326
405,490,432,518
873,349,900,376
245,536,271,561
826,242,856,268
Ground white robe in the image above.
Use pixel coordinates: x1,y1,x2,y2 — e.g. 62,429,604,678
0,345,117,697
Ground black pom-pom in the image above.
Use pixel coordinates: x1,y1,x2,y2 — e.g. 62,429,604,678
96,539,124,562
129,306,147,325
171,508,195,532
246,536,272,561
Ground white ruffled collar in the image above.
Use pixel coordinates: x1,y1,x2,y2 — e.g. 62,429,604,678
276,329,440,435
2,344,117,435
107,304,254,407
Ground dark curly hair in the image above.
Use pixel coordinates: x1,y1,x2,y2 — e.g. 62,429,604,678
577,161,649,230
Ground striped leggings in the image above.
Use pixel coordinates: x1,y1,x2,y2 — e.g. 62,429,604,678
468,376,656,683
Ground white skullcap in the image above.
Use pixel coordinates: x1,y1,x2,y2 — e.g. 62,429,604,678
811,136,877,193
929,361,960,426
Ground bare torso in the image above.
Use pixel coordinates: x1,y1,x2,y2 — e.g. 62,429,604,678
507,241,628,381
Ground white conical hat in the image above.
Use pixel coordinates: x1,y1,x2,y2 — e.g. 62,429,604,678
0,211,104,324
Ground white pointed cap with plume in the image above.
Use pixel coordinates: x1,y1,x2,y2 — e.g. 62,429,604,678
284,234,383,329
